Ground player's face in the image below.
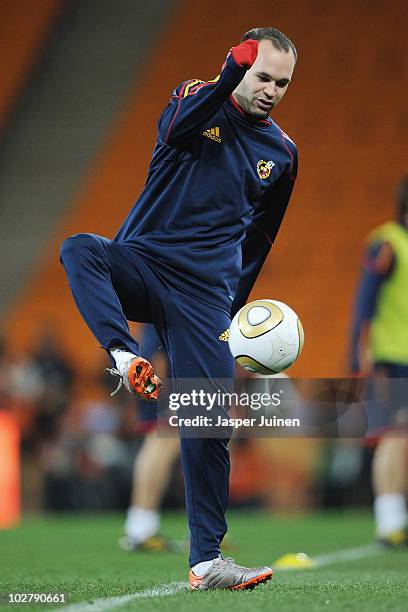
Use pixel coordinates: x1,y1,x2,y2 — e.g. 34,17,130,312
233,40,296,118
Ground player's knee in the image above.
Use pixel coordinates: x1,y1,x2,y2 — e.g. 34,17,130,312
60,233,100,265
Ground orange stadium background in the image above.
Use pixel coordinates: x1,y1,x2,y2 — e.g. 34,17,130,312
0,0,407,522
2,0,407,379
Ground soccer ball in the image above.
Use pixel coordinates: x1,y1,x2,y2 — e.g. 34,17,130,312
228,299,304,374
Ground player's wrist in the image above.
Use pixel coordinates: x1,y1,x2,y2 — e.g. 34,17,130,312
230,39,258,68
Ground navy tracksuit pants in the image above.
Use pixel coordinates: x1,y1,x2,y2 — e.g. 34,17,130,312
60,233,234,566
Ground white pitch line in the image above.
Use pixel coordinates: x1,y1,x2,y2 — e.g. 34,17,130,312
51,582,188,612
54,543,384,610
275,542,384,572
313,543,382,567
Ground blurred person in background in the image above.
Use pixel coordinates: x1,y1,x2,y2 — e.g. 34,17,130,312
119,325,180,552
6,327,75,510
351,176,408,546
10,327,74,447
29,328,74,445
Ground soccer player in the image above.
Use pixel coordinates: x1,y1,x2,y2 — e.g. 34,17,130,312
350,176,408,546
61,27,298,590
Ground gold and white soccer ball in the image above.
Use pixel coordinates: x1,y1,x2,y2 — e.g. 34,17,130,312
228,299,304,374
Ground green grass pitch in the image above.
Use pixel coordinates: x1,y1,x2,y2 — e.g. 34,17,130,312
0,511,407,611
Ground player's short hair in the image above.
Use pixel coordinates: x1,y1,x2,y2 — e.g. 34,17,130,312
241,27,297,62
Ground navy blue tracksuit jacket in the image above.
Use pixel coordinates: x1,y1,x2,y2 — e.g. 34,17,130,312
115,52,297,315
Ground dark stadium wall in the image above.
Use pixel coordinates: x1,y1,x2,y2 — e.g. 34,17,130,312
3,0,407,378
0,0,64,133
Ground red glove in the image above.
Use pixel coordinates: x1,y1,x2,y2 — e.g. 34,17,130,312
230,39,258,68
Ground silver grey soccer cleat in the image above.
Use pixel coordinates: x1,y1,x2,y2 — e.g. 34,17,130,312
189,556,273,590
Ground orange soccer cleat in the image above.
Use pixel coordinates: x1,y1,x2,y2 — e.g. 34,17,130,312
106,356,163,400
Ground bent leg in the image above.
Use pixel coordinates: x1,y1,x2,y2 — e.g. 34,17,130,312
60,233,149,354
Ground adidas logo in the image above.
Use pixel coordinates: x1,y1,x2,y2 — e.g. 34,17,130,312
219,330,229,342
203,126,221,143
